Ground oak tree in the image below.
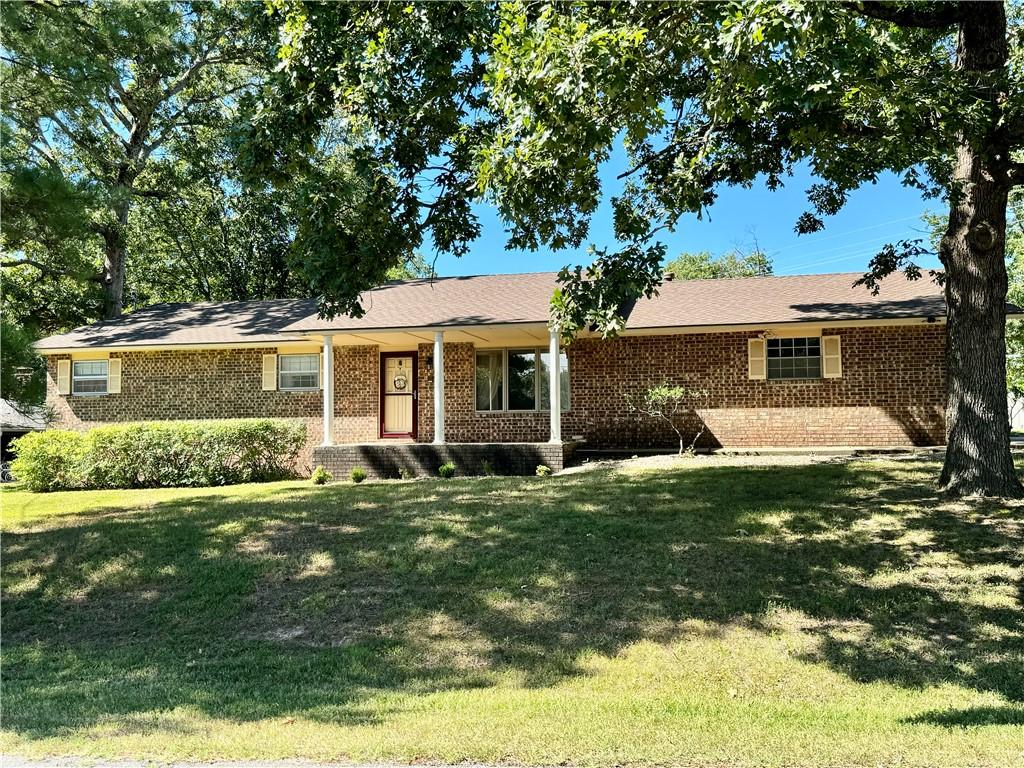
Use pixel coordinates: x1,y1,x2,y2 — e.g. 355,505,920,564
253,1,1024,496
1,0,257,319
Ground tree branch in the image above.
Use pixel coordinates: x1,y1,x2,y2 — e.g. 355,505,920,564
844,1,967,29
0,258,52,271
27,141,61,171
131,188,173,199
161,49,228,103
106,92,134,131
0,258,102,283
95,109,129,150
45,113,109,170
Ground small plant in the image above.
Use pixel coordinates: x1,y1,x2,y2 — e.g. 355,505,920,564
536,464,552,477
350,466,368,483
438,461,456,478
399,467,416,480
625,383,711,456
310,466,332,485
481,459,496,476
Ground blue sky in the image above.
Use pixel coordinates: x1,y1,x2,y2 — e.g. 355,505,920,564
432,156,944,278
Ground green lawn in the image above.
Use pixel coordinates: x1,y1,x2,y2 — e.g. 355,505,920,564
2,458,1022,767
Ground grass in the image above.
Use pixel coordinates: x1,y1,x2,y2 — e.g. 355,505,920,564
1,457,1022,767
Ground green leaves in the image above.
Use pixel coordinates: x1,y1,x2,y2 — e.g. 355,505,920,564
550,241,665,343
2,0,264,319
665,249,772,281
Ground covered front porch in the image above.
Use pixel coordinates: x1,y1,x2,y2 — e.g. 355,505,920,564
311,321,568,449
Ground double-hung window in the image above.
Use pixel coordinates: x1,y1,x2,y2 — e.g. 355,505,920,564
766,337,821,380
475,348,569,412
72,360,108,395
278,354,320,391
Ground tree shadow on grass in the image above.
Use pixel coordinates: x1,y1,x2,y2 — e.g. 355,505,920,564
2,457,1022,738
907,706,1024,727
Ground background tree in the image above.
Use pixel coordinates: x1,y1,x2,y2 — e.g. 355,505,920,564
255,1,1023,496
1,0,257,320
665,249,773,281
385,253,438,282
1006,194,1024,430
0,320,46,412
238,2,494,317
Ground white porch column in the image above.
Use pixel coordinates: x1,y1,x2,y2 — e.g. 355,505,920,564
548,325,562,444
433,331,445,444
322,334,334,446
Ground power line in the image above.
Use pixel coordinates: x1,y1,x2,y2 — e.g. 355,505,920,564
768,214,923,254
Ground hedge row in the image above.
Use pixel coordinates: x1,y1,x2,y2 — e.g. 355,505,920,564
11,419,306,492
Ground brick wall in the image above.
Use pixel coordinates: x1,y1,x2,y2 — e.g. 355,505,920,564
46,346,379,469
46,323,947,463
415,324,946,448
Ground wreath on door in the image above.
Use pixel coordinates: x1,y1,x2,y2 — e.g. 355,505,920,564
393,373,408,391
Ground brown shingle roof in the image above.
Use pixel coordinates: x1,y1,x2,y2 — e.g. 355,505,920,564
37,271,973,351
36,298,318,350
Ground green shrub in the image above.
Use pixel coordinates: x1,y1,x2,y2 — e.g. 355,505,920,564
536,464,552,477
311,466,332,485
11,419,306,492
10,430,88,492
438,461,456,478
350,466,368,483
399,467,416,480
481,459,496,476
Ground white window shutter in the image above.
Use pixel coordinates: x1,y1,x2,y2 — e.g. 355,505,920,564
262,354,278,391
107,358,122,394
822,336,843,378
319,352,324,390
56,359,71,395
748,338,766,380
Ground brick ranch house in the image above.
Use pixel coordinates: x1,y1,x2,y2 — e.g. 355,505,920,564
36,271,990,476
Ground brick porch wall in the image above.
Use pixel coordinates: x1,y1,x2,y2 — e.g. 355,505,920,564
312,442,574,479
46,323,947,466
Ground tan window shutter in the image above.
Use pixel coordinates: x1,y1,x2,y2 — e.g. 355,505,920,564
107,358,122,394
56,359,71,395
748,338,766,380
262,354,278,391
822,336,842,378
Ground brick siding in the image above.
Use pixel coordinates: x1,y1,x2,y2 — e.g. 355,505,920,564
46,346,378,470
46,323,947,468
416,324,946,448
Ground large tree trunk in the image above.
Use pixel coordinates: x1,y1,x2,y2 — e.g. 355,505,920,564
939,3,1022,497
101,230,126,320
101,183,133,320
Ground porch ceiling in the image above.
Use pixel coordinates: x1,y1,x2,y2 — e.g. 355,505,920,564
305,323,552,350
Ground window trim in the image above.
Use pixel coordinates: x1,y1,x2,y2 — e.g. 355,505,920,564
71,359,109,396
474,347,570,413
766,336,823,382
277,353,320,392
